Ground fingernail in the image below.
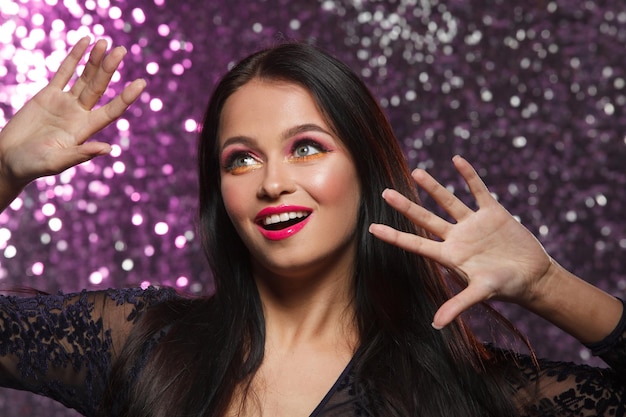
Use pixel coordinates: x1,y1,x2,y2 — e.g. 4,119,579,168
431,322,443,330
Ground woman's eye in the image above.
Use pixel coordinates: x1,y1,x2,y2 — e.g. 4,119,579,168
232,155,257,167
293,141,324,158
225,153,260,173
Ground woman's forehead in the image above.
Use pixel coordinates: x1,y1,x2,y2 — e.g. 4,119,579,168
218,80,330,141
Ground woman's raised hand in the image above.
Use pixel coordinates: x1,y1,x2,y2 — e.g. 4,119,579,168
0,37,145,194
369,156,554,330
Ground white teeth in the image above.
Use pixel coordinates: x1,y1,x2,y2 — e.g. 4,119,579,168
263,211,308,225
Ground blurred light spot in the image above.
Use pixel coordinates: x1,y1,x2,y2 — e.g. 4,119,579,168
158,24,170,36
0,228,11,245
172,63,184,75
110,144,122,157
89,270,104,285
117,118,130,131
122,258,134,271
9,198,23,210
132,8,146,24
113,161,126,174
154,222,169,235
132,213,143,225
32,262,44,276
109,6,122,19
4,245,17,259
49,218,62,232
150,98,163,111
40,233,51,245
146,61,159,74
512,136,527,148
184,118,197,132
42,203,56,216
175,235,186,248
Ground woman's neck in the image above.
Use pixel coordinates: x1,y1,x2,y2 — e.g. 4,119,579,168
253,259,358,351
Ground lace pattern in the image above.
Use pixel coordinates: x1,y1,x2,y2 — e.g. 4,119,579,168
0,287,624,416
0,287,177,415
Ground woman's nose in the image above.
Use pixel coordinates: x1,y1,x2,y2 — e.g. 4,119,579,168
256,160,296,199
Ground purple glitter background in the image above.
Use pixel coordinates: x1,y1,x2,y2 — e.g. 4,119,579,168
0,0,625,414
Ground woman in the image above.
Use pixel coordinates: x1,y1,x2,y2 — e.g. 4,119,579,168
0,37,624,416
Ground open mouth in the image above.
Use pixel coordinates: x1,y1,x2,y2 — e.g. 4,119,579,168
259,211,310,230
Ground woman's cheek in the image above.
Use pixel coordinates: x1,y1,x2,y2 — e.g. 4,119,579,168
307,163,358,202
221,178,247,226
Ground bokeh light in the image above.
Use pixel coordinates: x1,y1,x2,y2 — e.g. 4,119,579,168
0,0,625,415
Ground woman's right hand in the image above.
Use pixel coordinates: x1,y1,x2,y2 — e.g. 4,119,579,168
0,37,145,205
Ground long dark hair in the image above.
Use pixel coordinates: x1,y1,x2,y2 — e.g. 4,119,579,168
104,43,526,416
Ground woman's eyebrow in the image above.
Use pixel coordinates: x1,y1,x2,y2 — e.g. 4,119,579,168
220,135,256,152
220,123,333,152
281,123,333,140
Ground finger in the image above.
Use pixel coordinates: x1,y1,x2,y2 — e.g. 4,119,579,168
411,167,474,221
84,78,146,137
381,188,451,237
69,39,108,97
44,142,112,175
49,37,91,89
77,45,127,110
452,155,496,209
431,283,494,329
369,223,443,260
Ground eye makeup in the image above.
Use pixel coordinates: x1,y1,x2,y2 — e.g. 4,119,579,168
288,138,332,162
221,148,262,174
219,124,338,173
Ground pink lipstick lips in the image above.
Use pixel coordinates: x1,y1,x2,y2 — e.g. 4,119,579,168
255,205,312,241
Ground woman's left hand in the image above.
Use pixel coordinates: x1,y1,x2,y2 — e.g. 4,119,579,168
369,156,554,329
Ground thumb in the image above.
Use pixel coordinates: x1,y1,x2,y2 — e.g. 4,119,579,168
49,142,111,174
432,283,494,330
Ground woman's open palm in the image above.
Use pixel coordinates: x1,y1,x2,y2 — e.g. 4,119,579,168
0,37,145,187
370,156,553,329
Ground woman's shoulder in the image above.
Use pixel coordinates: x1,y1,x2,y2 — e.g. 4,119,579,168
97,286,215,323
100,286,183,306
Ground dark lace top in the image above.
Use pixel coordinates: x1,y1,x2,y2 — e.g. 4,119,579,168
0,287,624,416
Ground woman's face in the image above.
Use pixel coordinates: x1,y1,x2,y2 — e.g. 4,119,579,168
218,79,361,281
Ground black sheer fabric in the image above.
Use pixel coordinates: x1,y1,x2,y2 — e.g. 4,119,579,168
0,288,624,416
0,287,177,415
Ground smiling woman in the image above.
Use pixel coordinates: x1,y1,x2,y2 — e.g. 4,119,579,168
219,80,360,282
0,39,625,417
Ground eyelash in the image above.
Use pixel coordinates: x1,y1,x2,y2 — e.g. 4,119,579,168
222,138,330,173
289,139,329,160
223,152,259,173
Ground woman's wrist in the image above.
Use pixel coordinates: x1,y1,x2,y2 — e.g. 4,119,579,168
521,260,623,343
0,160,27,212
521,258,561,309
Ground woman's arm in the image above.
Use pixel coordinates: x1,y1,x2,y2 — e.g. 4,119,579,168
0,287,179,415
369,155,622,344
0,37,145,211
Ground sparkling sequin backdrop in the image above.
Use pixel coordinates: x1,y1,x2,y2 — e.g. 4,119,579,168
0,0,625,414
